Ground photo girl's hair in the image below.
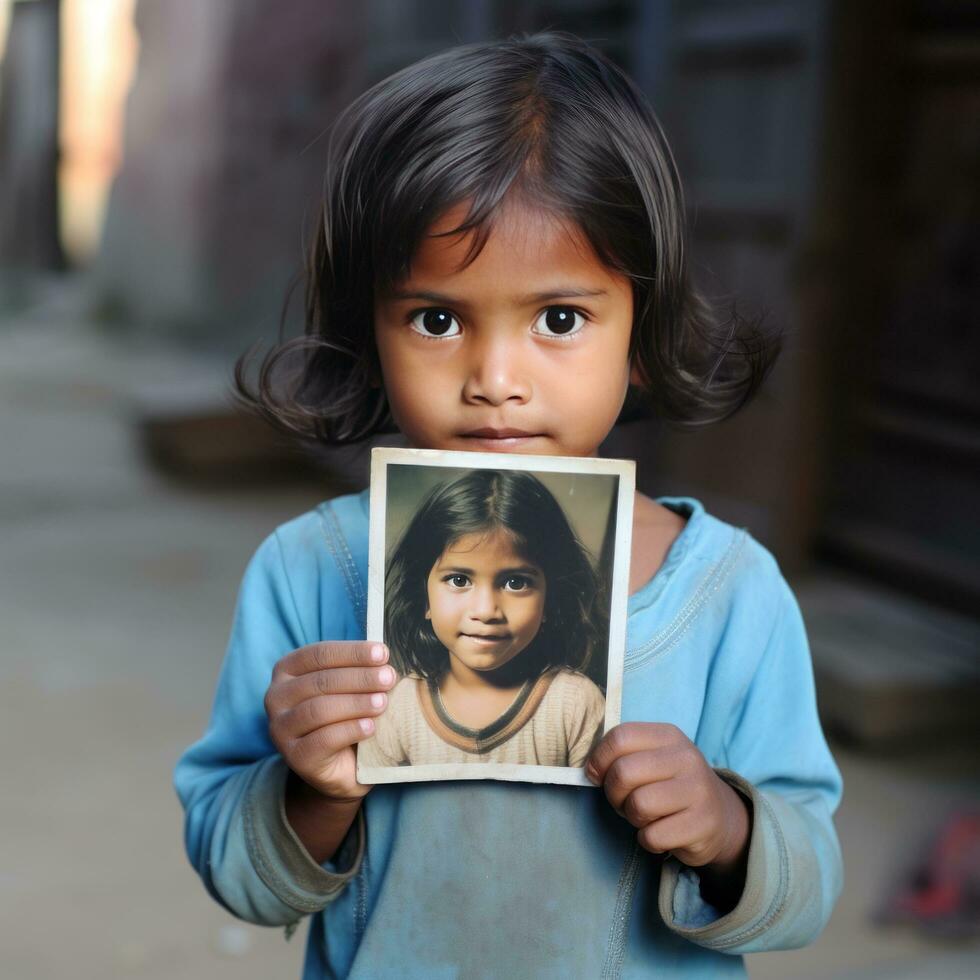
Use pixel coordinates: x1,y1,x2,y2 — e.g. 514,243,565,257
385,470,607,684
236,31,779,442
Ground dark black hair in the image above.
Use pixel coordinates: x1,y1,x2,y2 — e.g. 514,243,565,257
236,31,779,442
385,470,606,683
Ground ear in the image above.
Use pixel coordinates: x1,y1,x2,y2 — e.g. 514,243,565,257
629,359,646,387
424,608,431,620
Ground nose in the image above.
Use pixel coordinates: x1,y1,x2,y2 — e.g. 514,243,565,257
469,583,504,622
462,333,531,407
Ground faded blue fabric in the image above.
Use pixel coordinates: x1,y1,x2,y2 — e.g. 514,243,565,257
174,491,843,979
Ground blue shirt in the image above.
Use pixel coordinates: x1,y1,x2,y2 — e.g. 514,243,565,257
175,493,843,978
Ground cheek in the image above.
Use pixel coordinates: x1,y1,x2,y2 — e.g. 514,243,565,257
384,365,449,436
514,597,545,635
428,592,461,626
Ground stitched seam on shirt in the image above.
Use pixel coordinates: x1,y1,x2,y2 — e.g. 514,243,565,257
697,792,791,949
625,530,746,672
600,841,642,979
317,502,366,629
328,500,368,625
354,848,369,942
627,530,743,667
242,766,341,913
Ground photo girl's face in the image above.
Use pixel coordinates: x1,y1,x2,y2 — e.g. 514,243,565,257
425,529,546,678
374,198,636,458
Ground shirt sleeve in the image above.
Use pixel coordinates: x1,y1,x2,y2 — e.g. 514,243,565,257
173,530,364,927
658,574,843,953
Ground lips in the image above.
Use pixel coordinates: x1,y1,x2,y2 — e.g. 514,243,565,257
461,632,511,641
461,427,541,440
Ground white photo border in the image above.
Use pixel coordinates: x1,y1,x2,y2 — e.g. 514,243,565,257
358,446,635,787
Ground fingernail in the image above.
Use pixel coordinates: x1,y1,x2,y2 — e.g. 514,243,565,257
378,666,394,685
370,692,386,708
369,645,385,663
359,718,375,734
585,762,599,785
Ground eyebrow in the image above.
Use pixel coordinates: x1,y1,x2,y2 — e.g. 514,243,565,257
438,564,541,577
385,287,607,306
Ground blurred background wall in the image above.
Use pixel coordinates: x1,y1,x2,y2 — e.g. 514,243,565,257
0,1,978,977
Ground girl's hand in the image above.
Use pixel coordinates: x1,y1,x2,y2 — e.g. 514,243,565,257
265,641,396,803
586,723,750,874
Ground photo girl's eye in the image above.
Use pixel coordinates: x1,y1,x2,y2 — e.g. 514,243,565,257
443,573,470,588
410,309,460,338
502,574,535,592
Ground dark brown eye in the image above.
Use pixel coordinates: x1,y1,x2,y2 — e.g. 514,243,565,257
533,307,584,337
411,309,460,337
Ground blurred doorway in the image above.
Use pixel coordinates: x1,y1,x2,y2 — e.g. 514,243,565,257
817,0,980,615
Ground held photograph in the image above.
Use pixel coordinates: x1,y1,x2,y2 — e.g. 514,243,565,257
357,447,635,786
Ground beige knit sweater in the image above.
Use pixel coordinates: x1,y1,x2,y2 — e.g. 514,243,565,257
358,668,605,769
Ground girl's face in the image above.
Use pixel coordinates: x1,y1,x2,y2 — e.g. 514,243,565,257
425,529,546,677
374,199,635,458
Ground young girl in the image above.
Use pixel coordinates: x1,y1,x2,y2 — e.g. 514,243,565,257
358,468,607,770
175,32,842,979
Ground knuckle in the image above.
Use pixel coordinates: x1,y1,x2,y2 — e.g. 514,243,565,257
639,824,664,853
622,791,643,825
303,696,324,730
313,643,332,669
606,725,630,755
314,670,333,696
605,758,630,796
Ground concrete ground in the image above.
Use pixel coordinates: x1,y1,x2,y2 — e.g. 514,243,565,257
1,294,977,979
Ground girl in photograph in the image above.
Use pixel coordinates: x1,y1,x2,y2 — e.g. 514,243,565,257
358,469,607,770
175,31,843,980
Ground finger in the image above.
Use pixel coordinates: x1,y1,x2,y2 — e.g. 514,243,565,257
279,692,388,740
289,717,378,769
637,809,713,864
620,778,688,829
601,749,681,812
276,641,388,679
586,723,688,784
268,664,397,713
